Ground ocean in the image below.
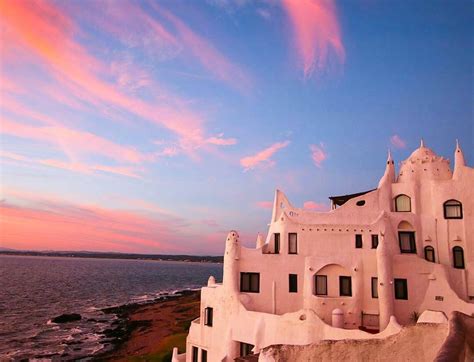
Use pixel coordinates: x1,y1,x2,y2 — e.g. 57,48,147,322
0,255,223,360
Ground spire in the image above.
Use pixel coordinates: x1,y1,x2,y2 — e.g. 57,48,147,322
420,138,425,148
453,139,466,179
378,149,395,188
256,233,265,249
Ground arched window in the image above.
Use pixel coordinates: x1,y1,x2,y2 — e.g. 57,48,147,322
424,246,435,263
395,194,411,212
452,247,464,269
444,200,463,219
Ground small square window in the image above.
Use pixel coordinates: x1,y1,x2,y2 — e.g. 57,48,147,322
315,275,327,296
371,235,379,249
371,277,378,298
288,233,298,254
204,307,213,326
240,342,254,357
399,232,416,253
355,234,363,248
240,272,260,293
394,278,408,300
339,276,352,297
289,274,298,293
444,200,462,219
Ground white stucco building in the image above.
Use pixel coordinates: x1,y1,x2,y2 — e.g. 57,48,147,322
173,141,473,362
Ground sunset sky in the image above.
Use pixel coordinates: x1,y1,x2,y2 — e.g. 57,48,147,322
0,0,472,255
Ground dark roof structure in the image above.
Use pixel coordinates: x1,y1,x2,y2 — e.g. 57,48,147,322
328,189,376,207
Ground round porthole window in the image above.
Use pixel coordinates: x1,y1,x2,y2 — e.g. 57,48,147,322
356,200,366,206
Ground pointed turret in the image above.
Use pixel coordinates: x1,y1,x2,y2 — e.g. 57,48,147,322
377,149,395,188
255,233,265,249
420,138,425,148
453,139,466,180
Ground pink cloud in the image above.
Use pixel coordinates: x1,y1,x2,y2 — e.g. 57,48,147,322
282,0,345,79
206,135,238,146
390,134,406,149
256,201,273,209
303,201,328,211
240,141,290,171
309,143,327,167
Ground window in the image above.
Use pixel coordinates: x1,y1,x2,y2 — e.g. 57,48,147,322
339,276,352,297
192,346,198,362
424,246,435,263
371,234,379,249
355,234,363,248
240,342,254,357
371,277,378,298
240,272,260,293
201,349,207,362
289,274,298,293
453,247,465,269
204,307,213,326
274,233,280,254
288,233,298,254
315,275,327,296
444,200,462,219
395,194,411,212
394,279,408,300
399,231,416,253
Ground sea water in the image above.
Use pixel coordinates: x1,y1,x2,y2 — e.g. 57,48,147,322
0,255,222,360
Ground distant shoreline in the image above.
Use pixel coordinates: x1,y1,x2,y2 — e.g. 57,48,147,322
0,250,223,263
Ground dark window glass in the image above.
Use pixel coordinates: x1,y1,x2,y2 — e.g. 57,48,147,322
399,231,416,253
289,274,298,293
371,234,379,249
201,349,207,362
204,307,213,326
315,275,327,296
453,247,465,269
424,246,435,263
444,200,462,219
240,272,260,293
288,233,298,254
240,342,254,357
355,234,363,248
395,194,411,212
394,279,408,300
274,233,280,254
339,276,352,296
192,346,198,362
371,277,378,298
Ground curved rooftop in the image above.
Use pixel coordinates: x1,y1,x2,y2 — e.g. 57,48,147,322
398,141,452,182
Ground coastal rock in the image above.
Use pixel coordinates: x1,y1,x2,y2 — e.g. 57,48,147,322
52,313,82,323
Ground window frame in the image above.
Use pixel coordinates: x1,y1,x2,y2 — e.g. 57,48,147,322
371,277,378,299
355,234,363,249
339,276,352,297
394,278,408,300
371,234,379,249
424,246,435,263
240,342,254,357
204,307,213,326
288,232,298,254
274,233,280,254
289,274,298,293
314,275,327,296
453,246,465,269
192,346,198,362
395,194,411,212
443,200,463,219
398,231,416,254
240,272,260,293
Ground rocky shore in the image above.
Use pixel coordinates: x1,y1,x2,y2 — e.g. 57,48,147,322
94,289,200,361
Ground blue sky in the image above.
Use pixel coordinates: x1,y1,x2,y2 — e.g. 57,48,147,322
0,0,472,254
